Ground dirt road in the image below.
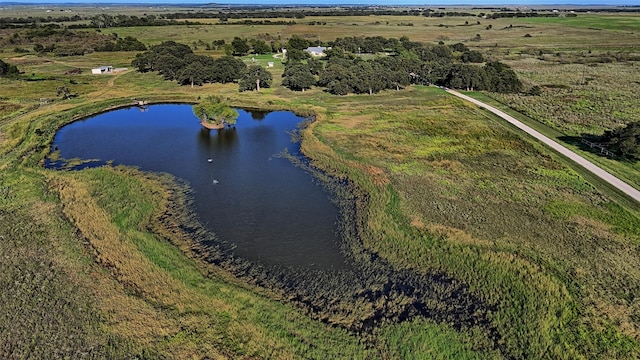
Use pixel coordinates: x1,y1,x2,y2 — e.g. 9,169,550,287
447,89,640,204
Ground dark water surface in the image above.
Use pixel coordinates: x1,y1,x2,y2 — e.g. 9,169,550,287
47,104,346,269
46,105,500,343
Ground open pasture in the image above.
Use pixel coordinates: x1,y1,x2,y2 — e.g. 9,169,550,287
1,8,640,359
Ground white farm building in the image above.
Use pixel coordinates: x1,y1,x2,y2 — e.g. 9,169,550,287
91,66,112,75
304,46,328,57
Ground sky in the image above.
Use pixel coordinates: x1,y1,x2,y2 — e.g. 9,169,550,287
3,0,638,6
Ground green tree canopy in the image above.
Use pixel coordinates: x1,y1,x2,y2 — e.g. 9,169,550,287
177,61,207,87
131,41,193,75
347,62,385,95
211,56,247,83
239,65,272,92
318,63,349,88
193,96,239,126
484,61,523,93
231,37,249,56
449,42,469,53
602,121,640,160
282,63,315,92
250,39,271,54
461,50,484,63
287,35,310,50
0,58,19,77
307,57,324,75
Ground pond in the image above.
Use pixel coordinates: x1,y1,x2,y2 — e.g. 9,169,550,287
46,104,495,338
46,104,347,270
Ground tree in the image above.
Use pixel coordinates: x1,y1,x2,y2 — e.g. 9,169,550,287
231,37,249,56
131,41,193,73
326,80,351,95
287,35,310,50
193,96,239,128
0,59,19,77
223,44,234,56
384,37,404,53
285,48,308,62
318,63,348,87
307,57,324,75
461,50,484,63
347,62,384,95
154,54,185,80
211,56,247,83
484,61,522,93
602,121,640,160
449,42,469,52
282,63,315,92
375,57,410,90
528,85,542,96
132,51,154,72
115,36,146,51
177,61,206,87
152,41,193,58
362,36,386,53
445,64,487,91
239,65,272,92
324,47,354,62
251,39,271,54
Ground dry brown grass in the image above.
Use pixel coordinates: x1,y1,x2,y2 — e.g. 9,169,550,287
52,175,187,348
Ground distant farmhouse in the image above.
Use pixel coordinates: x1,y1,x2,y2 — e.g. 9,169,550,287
91,66,127,75
91,66,112,75
304,46,328,57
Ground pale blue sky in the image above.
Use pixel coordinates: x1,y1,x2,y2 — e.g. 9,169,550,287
4,0,638,5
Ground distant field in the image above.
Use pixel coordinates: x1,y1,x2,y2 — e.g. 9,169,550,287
518,14,640,32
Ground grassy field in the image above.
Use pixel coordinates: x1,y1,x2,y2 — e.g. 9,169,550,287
2,9,640,359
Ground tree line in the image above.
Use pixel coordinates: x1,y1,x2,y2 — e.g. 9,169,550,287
1,27,146,56
0,8,575,30
283,48,520,95
132,35,521,95
131,41,271,91
280,35,520,95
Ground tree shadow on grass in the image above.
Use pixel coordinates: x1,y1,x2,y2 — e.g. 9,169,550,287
559,134,617,159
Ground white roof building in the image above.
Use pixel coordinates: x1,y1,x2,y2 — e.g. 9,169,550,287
304,46,327,57
91,66,112,74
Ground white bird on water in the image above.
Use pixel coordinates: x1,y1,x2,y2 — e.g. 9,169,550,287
207,158,213,163
212,179,219,185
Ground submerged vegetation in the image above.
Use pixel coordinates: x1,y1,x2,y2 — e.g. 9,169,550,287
1,6,640,359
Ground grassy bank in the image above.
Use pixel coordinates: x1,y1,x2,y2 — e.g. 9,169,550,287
300,86,640,358
461,91,640,207
3,69,640,360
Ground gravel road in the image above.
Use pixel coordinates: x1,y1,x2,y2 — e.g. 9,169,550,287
447,89,640,204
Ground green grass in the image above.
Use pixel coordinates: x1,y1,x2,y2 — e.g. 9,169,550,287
462,91,640,206
2,10,640,360
519,14,640,32
68,167,373,359
304,85,640,359
378,319,497,359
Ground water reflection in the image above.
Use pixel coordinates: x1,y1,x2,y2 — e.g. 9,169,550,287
198,127,239,152
47,105,346,270
246,109,269,121
46,104,497,339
